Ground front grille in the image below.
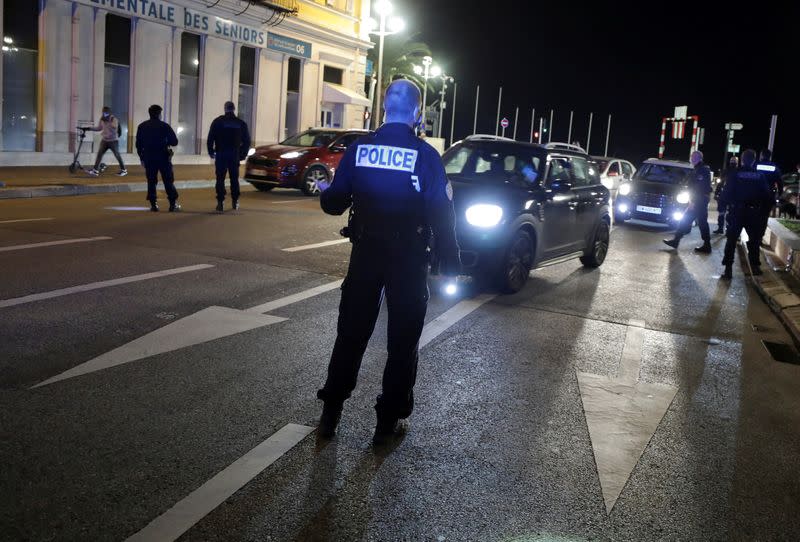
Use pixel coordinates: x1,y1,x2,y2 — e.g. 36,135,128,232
249,157,280,168
635,192,672,207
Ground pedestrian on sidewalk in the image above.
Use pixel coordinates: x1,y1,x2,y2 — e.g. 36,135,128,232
136,105,179,212
207,101,251,213
719,149,774,279
713,155,738,234
663,150,713,253
86,106,127,177
314,79,461,445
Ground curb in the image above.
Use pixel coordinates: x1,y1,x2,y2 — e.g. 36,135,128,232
0,180,216,200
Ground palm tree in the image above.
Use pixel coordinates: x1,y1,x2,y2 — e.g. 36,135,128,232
368,35,434,102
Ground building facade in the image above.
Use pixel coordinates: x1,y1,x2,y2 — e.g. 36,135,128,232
0,0,373,165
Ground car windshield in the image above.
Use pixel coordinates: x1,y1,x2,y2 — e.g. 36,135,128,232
635,163,692,184
281,130,339,147
594,159,609,171
443,143,544,187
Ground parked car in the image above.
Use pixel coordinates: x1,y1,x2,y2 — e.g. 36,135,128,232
613,158,694,225
244,128,369,196
592,156,637,199
443,136,611,293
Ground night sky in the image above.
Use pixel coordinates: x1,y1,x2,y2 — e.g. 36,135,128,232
392,0,798,172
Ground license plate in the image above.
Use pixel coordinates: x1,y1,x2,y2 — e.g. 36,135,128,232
636,205,662,215
246,168,267,175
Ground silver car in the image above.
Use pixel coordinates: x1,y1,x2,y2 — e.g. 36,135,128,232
592,156,637,200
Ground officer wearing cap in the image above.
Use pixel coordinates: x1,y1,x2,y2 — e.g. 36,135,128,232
135,104,179,212
315,79,461,445
719,149,774,279
756,149,782,219
207,101,251,213
663,150,713,253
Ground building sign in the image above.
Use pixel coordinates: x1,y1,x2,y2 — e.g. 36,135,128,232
266,32,312,58
78,0,270,48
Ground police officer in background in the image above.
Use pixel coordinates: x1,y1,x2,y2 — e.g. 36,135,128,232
756,149,782,219
207,101,251,213
719,149,774,279
136,104,179,212
713,155,738,234
663,150,713,253
315,79,461,445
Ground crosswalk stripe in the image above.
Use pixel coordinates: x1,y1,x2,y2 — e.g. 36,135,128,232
0,236,112,253
0,264,214,309
282,239,350,252
0,218,55,224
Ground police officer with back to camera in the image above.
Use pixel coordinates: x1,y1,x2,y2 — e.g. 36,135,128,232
315,79,461,445
756,148,783,219
136,104,179,212
663,150,713,253
719,149,774,279
713,155,739,234
207,101,251,213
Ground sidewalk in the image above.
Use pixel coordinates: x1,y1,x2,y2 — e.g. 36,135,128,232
0,165,217,199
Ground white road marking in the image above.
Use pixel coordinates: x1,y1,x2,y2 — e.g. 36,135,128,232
125,423,314,542
1,264,214,309
577,319,679,513
245,279,343,314
420,294,497,348
269,200,307,204
0,217,54,224
0,236,112,253
32,279,343,388
282,239,350,252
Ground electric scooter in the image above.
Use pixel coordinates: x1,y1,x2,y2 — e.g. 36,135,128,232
68,126,106,174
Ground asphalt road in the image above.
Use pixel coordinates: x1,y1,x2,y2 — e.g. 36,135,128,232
1,186,799,541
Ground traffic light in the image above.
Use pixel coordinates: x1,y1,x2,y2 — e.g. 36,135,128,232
534,131,539,139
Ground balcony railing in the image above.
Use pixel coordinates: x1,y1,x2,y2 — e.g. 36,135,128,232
252,0,299,14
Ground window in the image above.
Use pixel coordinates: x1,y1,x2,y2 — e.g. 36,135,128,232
621,162,634,178
332,133,362,148
238,46,256,132
441,143,543,186
103,15,131,151
1,0,40,151
177,33,201,154
607,161,620,176
323,66,343,85
285,57,301,137
547,158,572,184
444,147,471,174
571,157,591,186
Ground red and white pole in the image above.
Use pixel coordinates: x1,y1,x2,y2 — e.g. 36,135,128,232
689,115,699,155
658,118,667,158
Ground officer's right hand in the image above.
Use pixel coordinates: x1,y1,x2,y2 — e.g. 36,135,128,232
316,179,332,192
209,152,216,160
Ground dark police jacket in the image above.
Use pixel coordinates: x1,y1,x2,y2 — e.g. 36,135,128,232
756,160,783,196
689,161,712,199
207,113,251,159
719,165,773,210
320,122,461,275
135,118,178,162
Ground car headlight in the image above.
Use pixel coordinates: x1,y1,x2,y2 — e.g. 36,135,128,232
618,183,632,196
466,204,503,228
247,147,256,157
676,191,690,204
280,150,307,159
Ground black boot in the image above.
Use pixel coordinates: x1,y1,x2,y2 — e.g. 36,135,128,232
232,199,239,211
694,241,712,253
712,227,724,234
150,201,159,212
215,201,224,213
169,202,181,212
662,238,680,249
720,265,732,280
372,416,402,446
751,263,763,276
318,402,343,439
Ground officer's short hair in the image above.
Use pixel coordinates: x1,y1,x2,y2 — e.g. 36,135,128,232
742,149,757,167
102,106,111,113
760,149,772,160
384,80,421,117
148,104,162,117
224,101,235,113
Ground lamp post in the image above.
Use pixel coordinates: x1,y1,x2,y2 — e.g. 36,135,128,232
435,72,454,139
413,56,437,135
367,0,405,130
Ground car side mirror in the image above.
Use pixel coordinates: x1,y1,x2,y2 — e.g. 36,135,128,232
549,180,572,193
330,144,346,153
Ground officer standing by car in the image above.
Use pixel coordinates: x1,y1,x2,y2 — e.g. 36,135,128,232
207,101,251,213
756,149,782,219
135,105,179,212
719,149,774,278
713,155,738,234
663,150,713,252
314,79,461,445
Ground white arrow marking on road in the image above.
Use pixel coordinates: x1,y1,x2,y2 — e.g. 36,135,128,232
577,319,678,514
125,423,314,542
0,217,54,224
32,279,344,388
0,236,112,252
282,238,350,252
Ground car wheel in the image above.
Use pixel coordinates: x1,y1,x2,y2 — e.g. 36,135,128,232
301,166,328,196
613,212,627,223
251,183,275,192
498,230,534,294
581,221,610,268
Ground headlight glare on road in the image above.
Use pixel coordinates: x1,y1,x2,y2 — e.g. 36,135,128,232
618,183,632,196
280,151,307,159
466,204,503,227
676,191,690,204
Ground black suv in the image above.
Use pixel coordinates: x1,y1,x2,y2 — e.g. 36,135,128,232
443,136,611,293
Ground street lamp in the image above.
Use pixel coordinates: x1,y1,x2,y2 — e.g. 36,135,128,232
435,71,454,138
413,56,439,134
366,0,405,130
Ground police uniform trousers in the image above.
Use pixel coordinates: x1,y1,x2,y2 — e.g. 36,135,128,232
677,195,711,242
717,200,728,232
722,205,764,267
215,150,241,202
144,159,178,204
318,233,430,421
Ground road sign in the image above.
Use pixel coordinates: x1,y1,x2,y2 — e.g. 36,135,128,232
500,118,509,129
725,123,743,130
728,144,740,154
674,105,688,120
